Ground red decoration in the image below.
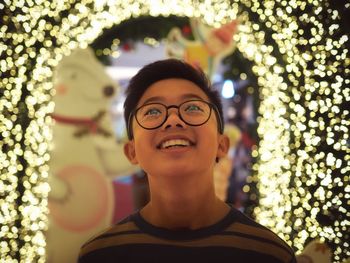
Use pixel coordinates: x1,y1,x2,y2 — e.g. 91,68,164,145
314,243,330,254
182,25,192,36
241,132,255,148
122,43,132,51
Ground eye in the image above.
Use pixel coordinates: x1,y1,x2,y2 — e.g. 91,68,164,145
184,103,204,112
144,107,162,116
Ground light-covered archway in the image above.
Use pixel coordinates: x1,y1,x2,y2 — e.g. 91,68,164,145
1,0,348,262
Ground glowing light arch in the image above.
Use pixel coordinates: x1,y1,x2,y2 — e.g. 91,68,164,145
1,0,348,262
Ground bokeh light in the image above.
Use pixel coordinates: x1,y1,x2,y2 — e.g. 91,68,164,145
0,0,348,262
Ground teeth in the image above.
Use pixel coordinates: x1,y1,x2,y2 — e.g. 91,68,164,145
161,139,191,149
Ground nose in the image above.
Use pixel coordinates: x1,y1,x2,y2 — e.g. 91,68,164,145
162,107,186,130
103,85,115,97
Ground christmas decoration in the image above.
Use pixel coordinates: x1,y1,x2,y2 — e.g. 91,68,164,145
48,47,137,263
213,124,242,201
296,240,332,263
166,18,238,78
0,1,348,262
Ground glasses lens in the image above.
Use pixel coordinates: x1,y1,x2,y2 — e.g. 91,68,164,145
180,100,211,126
136,103,166,129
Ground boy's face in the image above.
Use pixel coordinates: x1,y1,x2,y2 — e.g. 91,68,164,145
124,78,229,178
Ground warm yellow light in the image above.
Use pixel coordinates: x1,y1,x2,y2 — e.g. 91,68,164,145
1,0,348,262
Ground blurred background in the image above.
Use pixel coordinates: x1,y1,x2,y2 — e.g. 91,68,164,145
0,1,349,263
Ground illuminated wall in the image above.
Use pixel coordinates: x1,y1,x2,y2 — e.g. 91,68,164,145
0,0,348,262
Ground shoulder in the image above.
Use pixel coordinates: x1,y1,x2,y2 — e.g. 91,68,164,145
78,213,139,260
224,208,296,263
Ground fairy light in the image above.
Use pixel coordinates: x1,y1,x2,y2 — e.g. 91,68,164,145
1,0,348,262
236,0,349,261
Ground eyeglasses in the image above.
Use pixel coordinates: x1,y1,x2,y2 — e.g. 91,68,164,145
127,99,223,139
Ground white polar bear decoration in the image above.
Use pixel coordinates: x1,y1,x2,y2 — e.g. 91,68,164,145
47,47,137,263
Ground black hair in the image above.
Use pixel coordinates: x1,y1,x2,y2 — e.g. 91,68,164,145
123,59,224,139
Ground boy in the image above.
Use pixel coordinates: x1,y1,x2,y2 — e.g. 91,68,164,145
78,59,296,263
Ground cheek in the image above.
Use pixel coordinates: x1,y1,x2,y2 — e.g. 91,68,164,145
133,139,155,173
133,132,154,157
198,128,219,151
203,119,221,151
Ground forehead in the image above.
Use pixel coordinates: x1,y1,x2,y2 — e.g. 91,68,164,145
137,78,209,106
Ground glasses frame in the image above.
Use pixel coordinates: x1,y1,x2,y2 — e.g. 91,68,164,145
127,99,223,139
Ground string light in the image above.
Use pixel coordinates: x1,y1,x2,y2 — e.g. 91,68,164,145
0,0,348,262
236,1,349,261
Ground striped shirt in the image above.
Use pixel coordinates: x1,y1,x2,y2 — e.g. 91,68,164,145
79,208,296,263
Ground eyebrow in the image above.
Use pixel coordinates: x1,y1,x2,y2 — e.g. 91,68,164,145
141,93,206,105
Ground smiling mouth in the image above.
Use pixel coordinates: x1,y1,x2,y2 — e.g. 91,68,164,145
157,139,194,149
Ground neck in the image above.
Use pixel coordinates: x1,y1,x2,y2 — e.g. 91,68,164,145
140,172,230,230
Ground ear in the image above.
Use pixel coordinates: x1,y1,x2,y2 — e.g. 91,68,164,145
217,134,230,159
123,141,139,165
